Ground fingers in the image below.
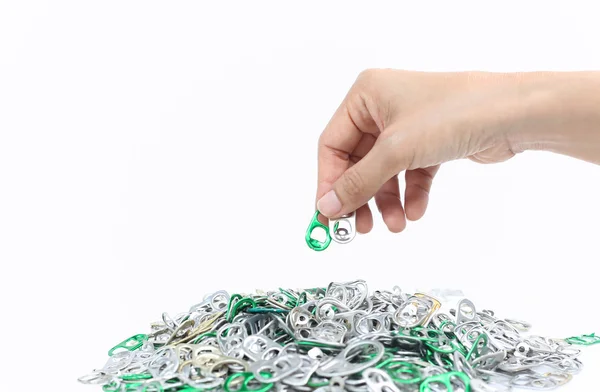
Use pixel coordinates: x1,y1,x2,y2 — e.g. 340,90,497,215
404,165,440,221
317,92,381,202
317,138,403,218
374,175,406,233
318,153,376,232
317,202,373,233
356,204,373,234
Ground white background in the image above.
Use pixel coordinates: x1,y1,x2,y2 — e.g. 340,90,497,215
1,1,599,391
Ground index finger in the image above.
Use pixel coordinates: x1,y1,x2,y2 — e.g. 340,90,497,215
316,94,380,201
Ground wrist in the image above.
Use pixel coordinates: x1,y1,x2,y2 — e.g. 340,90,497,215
506,72,600,162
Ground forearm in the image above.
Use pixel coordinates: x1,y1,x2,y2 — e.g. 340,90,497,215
508,72,600,164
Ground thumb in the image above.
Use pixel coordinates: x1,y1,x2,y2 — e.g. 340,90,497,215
317,139,405,218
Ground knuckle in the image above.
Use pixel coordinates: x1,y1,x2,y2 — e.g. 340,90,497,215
352,69,393,129
317,132,326,148
340,169,365,199
413,168,435,183
356,68,382,85
355,68,396,91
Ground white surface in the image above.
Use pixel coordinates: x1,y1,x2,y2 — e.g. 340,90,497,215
1,1,599,391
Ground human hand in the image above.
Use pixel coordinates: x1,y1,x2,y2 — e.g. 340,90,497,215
316,69,559,233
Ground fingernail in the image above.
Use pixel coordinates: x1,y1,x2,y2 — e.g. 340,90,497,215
317,190,342,217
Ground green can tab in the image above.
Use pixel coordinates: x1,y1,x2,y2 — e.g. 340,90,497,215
108,334,148,357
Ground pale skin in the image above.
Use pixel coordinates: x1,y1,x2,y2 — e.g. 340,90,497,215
316,70,600,233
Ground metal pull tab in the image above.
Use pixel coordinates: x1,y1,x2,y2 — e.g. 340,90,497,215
306,211,332,251
329,211,356,244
